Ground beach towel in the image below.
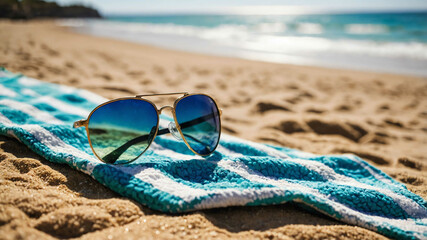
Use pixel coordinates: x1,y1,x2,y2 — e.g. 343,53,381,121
0,68,426,240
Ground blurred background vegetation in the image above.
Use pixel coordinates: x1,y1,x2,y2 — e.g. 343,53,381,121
0,0,101,19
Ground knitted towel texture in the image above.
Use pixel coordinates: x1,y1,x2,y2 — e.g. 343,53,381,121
0,68,426,239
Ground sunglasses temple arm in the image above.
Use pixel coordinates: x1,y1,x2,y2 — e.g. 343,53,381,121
103,127,165,163
73,119,87,128
102,112,218,163
176,112,217,130
181,132,210,146
102,132,155,164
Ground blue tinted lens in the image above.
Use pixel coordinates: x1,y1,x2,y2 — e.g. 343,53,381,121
175,94,220,155
88,99,158,164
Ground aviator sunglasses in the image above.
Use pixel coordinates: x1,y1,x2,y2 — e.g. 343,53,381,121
74,92,222,164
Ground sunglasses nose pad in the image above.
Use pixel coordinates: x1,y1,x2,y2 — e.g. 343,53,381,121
168,121,182,140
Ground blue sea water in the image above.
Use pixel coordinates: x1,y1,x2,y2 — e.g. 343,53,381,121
59,12,427,76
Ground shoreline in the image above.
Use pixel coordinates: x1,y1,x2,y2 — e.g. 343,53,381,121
0,20,426,240
59,17,427,77
4,19,427,80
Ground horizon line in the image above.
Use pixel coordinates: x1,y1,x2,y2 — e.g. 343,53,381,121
100,6,427,16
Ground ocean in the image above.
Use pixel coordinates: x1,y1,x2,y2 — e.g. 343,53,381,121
59,11,427,76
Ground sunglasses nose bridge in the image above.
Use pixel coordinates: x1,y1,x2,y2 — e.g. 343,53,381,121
159,105,174,114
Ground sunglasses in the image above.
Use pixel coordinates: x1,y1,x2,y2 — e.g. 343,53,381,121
73,92,222,164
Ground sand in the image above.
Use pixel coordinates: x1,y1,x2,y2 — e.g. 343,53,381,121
0,20,426,239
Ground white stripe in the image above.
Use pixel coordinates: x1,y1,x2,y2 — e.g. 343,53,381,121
216,144,243,157
20,125,96,161
78,89,108,105
0,84,17,97
344,154,395,186
160,114,174,121
159,118,170,129
0,113,21,142
150,141,203,160
0,99,63,125
7,129,21,142
35,96,90,117
58,85,75,94
18,76,40,86
117,164,284,207
194,159,321,209
0,71,13,78
21,124,101,175
194,186,286,209
21,88,39,97
117,166,209,203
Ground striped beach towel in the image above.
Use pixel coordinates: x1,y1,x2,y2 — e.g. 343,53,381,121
0,68,426,239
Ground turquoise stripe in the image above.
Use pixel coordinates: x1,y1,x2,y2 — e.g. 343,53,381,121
0,107,36,125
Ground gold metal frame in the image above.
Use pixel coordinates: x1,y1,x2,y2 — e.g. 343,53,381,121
74,92,222,164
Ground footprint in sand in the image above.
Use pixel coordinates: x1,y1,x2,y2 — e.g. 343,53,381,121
140,78,152,85
65,61,75,69
215,79,227,90
273,120,307,134
377,104,390,112
222,125,238,134
383,118,404,128
41,44,59,57
102,86,134,95
94,73,112,81
253,102,292,114
306,119,368,142
68,78,79,84
389,172,424,186
127,70,145,77
152,65,165,75
34,206,116,238
335,104,352,112
191,66,211,76
398,157,424,171
306,108,326,114
195,83,209,90
333,148,390,165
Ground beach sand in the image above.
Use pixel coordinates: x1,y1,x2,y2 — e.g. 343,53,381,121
0,20,426,239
